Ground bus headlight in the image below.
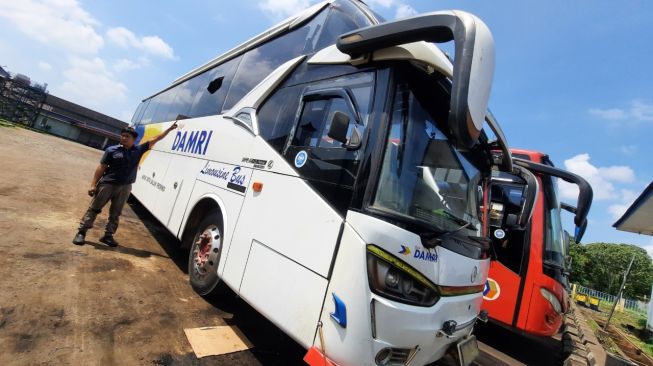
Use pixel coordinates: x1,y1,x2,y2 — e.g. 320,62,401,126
366,245,439,307
540,288,562,314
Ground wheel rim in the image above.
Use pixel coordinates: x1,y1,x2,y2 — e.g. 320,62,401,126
191,225,221,280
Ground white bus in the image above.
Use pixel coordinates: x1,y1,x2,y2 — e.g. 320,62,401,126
129,1,535,365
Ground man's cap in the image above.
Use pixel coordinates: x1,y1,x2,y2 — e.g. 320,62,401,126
121,126,138,138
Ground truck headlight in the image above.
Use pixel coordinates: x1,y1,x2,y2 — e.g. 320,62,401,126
366,245,439,307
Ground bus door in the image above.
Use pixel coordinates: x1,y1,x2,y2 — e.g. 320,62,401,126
483,172,531,326
224,73,373,347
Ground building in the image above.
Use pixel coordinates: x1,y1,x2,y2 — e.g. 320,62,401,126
613,181,653,236
0,66,127,150
35,94,127,149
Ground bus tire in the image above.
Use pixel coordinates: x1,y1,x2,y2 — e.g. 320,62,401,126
188,211,223,296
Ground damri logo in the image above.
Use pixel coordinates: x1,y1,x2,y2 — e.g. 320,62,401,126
398,245,437,262
398,245,411,256
172,130,213,155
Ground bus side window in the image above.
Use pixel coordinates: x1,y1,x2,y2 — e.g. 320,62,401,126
314,1,373,51
257,86,303,153
131,101,145,125
131,99,149,126
188,55,241,118
151,88,177,123
140,96,160,125
164,79,197,121
291,96,357,149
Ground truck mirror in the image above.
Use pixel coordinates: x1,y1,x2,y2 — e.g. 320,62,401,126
328,111,350,144
337,10,495,148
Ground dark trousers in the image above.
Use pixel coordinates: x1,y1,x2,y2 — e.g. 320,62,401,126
78,183,132,236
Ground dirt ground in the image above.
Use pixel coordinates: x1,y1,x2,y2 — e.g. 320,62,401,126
0,126,566,366
0,126,306,366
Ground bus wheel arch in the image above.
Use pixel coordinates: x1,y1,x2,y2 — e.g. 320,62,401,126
181,196,225,249
182,196,226,296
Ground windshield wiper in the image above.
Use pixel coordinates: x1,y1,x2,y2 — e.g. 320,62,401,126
420,221,473,249
369,207,475,250
433,208,473,227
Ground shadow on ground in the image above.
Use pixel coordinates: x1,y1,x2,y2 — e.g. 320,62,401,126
128,197,307,366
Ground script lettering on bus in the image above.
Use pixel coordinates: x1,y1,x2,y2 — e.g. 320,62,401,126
200,164,249,193
171,130,213,155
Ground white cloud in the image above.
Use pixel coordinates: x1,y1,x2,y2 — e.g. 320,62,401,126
363,0,417,19
107,27,174,59
558,153,635,201
113,57,150,72
0,0,103,54
140,36,174,59
641,243,653,258
608,189,638,220
106,27,138,48
589,108,627,120
395,4,418,19
258,0,310,20
631,100,653,121
38,61,52,71
589,100,653,122
599,166,635,183
59,57,127,116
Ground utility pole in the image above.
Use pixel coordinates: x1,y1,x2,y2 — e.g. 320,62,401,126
604,254,636,331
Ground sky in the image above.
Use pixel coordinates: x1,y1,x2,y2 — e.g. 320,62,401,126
0,0,651,252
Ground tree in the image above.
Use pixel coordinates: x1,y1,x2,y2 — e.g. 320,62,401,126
568,239,590,285
569,242,653,300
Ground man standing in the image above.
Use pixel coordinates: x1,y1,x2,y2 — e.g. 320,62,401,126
73,123,177,247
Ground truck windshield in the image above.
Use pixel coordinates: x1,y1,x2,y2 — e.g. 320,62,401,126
372,66,483,237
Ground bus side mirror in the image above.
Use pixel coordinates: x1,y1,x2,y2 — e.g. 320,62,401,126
328,111,362,150
575,219,587,243
337,11,495,148
347,125,363,150
514,157,593,243
328,111,350,144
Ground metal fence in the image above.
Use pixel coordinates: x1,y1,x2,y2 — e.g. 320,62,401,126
574,284,648,314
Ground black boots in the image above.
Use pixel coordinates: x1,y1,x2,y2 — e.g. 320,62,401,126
73,231,118,247
72,231,86,245
99,235,119,247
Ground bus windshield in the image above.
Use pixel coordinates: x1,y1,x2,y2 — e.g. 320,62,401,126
542,174,565,268
372,66,482,237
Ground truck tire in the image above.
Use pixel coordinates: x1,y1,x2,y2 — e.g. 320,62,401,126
188,211,223,296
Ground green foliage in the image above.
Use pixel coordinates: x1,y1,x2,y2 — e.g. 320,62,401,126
569,242,653,300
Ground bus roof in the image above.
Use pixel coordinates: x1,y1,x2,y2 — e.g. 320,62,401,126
146,1,336,101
